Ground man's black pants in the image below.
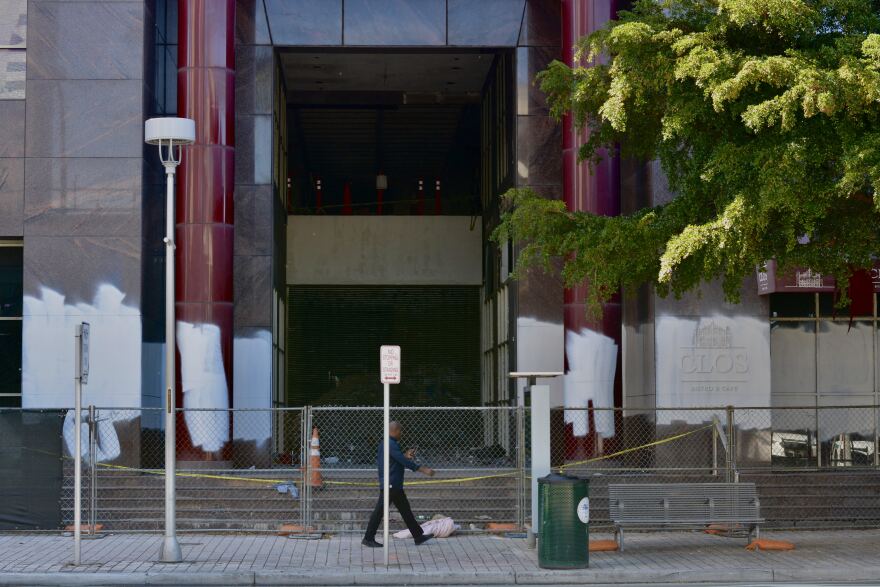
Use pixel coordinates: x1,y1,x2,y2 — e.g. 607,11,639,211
364,488,424,541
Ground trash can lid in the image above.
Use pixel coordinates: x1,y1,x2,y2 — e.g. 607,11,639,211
538,472,583,485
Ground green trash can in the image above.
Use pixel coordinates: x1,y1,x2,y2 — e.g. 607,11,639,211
537,473,589,569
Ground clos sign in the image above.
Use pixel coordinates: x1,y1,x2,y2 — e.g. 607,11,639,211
656,315,770,418
679,322,749,393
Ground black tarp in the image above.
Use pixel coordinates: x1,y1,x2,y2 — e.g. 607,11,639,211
0,410,64,530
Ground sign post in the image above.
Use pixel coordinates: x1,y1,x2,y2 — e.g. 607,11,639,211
73,323,90,565
379,345,400,567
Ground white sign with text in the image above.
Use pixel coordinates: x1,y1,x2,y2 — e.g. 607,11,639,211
380,345,401,384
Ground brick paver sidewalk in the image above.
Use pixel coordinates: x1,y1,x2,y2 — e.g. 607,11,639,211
0,529,878,585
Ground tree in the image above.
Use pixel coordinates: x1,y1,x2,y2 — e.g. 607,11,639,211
496,0,880,316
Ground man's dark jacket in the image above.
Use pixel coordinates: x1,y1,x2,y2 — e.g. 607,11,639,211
376,437,419,489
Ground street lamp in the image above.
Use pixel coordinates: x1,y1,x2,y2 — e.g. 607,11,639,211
145,117,195,563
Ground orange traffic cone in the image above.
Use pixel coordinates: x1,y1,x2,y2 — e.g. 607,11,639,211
309,427,323,488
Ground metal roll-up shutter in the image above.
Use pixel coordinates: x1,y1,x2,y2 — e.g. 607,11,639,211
287,285,481,406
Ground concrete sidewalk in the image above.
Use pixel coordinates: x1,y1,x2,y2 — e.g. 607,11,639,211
0,529,878,585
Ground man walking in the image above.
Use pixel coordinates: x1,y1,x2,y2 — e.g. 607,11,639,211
362,421,436,547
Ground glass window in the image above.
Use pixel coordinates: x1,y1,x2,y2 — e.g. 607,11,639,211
770,287,879,468
0,320,21,400
817,321,874,395
771,395,816,468
0,0,26,99
0,0,27,48
152,0,177,115
0,243,22,407
0,49,25,100
770,293,815,318
770,321,816,395
0,246,22,317
817,397,876,467
818,293,841,317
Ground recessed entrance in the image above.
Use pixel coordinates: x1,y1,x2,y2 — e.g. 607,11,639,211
280,49,514,407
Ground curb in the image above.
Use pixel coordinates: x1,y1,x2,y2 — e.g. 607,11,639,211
2,567,879,586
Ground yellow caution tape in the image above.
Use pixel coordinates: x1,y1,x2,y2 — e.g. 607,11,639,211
28,424,714,487
95,461,289,485
557,424,714,471
323,471,518,487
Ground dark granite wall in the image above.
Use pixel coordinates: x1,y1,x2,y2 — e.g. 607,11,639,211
512,1,565,391
234,0,274,342
0,101,24,237
24,1,145,307
17,0,146,409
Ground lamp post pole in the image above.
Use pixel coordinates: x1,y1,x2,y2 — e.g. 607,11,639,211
160,158,182,563
145,117,195,564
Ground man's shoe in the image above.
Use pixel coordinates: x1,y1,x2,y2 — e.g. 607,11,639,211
361,538,383,548
414,533,434,546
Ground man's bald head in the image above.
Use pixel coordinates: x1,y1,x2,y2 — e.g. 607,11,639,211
389,421,402,439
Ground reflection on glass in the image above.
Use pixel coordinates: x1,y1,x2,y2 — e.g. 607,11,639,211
771,400,816,468
818,403,876,467
818,293,856,317
818,321,873,395
771,321,816,396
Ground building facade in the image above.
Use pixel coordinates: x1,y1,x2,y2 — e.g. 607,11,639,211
0,0,876,468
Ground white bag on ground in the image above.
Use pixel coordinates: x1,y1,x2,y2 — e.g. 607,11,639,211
393,516,459,539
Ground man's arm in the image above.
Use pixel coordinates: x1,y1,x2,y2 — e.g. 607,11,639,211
389,441,421,472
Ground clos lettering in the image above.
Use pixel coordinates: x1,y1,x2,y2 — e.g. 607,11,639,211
681,350,748,375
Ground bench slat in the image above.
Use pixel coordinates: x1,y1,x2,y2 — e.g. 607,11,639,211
608,483,763,525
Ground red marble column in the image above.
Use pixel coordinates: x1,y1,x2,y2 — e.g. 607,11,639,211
561,0,622,419
176,0,235,461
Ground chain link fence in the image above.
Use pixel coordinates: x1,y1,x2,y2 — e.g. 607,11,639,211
1,404,878,533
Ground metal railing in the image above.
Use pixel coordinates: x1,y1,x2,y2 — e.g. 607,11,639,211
1,404,878,534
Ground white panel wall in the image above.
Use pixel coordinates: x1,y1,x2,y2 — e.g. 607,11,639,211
287,216,482,285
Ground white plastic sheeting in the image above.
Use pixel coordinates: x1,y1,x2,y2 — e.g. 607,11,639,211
22,285,141,409
233,330,272,444
177,321,230,452
62,409,123,462
563,328,617,437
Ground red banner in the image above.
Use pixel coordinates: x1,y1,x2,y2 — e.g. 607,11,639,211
756,260,880,294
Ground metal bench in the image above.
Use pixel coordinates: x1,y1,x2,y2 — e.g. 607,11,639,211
608,483,763,551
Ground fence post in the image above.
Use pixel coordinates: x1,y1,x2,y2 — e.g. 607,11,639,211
725,406,735,483
303,406,312,531
516,405,525,530
72,325,83,566
712,419,718,477
88,405,97,536
875,404,879,468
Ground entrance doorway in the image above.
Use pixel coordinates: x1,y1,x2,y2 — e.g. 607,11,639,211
280,49,514,408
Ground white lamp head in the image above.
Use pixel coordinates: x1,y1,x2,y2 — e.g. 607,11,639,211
145,117,196,146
